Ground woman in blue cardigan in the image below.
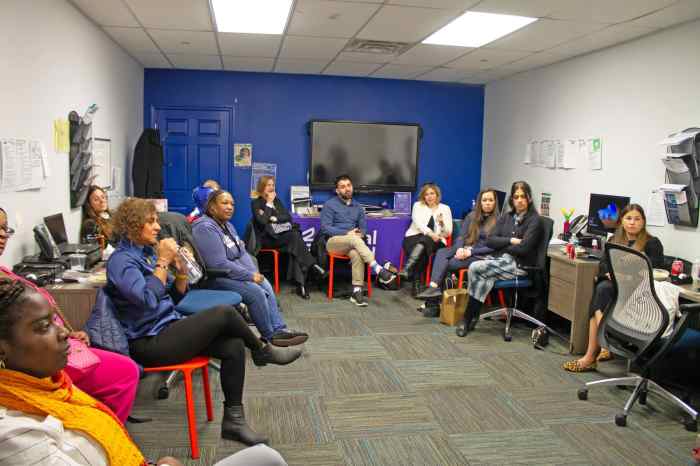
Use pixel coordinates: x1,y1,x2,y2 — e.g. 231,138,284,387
192,187,308,347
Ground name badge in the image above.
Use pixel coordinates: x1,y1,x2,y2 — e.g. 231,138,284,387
223,236,235,249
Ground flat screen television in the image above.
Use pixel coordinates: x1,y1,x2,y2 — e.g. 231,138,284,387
309,120,421,192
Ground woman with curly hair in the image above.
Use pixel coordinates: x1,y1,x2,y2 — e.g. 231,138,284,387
106,197,302,445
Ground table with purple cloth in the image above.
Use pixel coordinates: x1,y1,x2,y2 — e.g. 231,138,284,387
292,214,411,268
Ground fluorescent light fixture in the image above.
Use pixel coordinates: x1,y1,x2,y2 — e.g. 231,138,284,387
212,0,293,34
423,11,537,48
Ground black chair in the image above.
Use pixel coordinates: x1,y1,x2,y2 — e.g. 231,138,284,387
474,216,562,342
577,243,699,431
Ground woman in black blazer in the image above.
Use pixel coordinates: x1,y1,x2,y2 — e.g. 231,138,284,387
563,204,664,372
252,176,325,299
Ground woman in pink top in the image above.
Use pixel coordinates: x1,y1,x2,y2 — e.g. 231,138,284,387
0,207,139,423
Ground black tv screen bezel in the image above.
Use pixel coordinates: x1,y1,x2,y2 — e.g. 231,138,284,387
308,119,422,193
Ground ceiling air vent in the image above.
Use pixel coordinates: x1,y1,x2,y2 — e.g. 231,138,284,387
344,39,411,56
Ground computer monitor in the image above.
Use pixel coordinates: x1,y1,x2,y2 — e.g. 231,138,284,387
587,193,631,236
43,213,68,245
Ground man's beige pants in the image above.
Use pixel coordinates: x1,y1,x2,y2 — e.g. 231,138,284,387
326,234,375,286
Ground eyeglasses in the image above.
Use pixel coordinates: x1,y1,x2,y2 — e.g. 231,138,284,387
0,225,15,237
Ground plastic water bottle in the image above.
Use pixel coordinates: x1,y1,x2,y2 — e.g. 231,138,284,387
692,259,700,289
177,247,203,285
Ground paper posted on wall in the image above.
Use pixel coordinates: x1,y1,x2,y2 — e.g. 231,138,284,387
646,189,666,227
0,138,49,192
588,138,602,170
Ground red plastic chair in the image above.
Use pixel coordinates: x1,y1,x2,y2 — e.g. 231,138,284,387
327,252,372,300
143,356,213,459
258,248,280,293
398,235,452,286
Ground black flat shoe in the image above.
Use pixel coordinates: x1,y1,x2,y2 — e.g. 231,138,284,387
296,284,310,299
456,319,469,337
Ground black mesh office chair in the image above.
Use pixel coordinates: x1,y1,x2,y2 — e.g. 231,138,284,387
577,243,699,431
475,216,564,342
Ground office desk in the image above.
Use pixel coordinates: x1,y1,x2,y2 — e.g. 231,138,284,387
547,248,599,354
45,267,105,330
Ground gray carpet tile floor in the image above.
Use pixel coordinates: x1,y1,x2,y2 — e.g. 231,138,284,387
127,285,698,465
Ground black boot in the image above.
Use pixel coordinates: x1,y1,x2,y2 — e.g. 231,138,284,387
399,244,425,280
456,296,482,337
296,283,310,299
312,263,328,280
221,403,268,445
251,343,302,367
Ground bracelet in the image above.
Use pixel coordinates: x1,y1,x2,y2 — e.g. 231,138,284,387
175,274,188,281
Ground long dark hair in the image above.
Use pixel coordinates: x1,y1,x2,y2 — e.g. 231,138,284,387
465,189,499,246
508,180,534,214
611,204,650,252
80,185,113,240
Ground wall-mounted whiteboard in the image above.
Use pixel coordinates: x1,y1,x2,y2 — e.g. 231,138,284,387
92,138,111,189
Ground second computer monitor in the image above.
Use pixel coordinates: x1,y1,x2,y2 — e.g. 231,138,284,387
587,193,631,236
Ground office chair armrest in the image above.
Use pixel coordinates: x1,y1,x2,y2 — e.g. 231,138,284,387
679,302,700,315
520,265,542,272
206,268,229,279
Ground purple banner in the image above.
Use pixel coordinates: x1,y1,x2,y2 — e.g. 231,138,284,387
293,214,411,267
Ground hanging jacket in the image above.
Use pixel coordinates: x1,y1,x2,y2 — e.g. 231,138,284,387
132,128,163,198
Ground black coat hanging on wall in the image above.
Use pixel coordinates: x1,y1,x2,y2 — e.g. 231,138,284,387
132,128,164,198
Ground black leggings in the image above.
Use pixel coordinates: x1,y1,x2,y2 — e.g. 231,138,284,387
129,306,263,405
589,279,615,319
261,229,317,285
402,234,444,279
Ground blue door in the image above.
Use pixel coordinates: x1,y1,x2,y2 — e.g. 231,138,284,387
153,107,231,214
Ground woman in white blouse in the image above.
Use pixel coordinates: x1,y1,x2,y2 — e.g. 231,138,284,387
399,183,452,296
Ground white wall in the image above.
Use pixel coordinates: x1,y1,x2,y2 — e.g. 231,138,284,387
0,0,143,266
482,19,700,260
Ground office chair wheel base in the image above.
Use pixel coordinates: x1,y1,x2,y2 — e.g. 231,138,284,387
614,414,627,427
577,389,588,401
503,333,512,342
157,385,170,400
684,419,697,432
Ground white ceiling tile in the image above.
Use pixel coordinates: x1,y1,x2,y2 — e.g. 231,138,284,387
222,57,275,72
487,18,607,52
393,44,471,66
446,48,532,70
628,0,700,29
125,0,213,30
103,27,159,54
279,36,348,59
371,64,433,79
149,29,218,54
500,51,568,72
323,61,383,76
133,52,171,68
415,67,471,82
547,23,657,57
275,59,328,74
358,5,461,42
387,0,480,9
462,67,516,83
288,0,380,38
218,33,281,57
472,0,561,18
167,54,222,70
548,0,677,24
335,51,393,64
71,0,139,27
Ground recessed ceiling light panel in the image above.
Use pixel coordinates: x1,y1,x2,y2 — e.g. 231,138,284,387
212,0,293,34
423,11,537,48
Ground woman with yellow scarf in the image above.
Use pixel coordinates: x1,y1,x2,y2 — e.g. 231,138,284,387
0,277,287,465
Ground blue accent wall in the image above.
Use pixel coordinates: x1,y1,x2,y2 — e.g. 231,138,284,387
144,69,484,233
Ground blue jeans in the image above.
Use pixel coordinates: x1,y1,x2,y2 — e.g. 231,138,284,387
204,277,286,340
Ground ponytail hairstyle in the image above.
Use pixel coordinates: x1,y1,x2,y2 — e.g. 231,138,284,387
0,277,30,341
610,204,650,252
465,188,499,246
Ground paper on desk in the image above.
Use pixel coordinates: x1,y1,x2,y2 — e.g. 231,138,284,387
646,189,666,227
